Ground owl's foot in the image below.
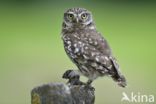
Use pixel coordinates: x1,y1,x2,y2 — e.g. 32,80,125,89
62,70,95,90
62,69,85,86
62,70,80,80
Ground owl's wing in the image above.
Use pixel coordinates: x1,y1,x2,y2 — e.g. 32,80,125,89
86,31,112,56
82,31,126,87
82,31,114,71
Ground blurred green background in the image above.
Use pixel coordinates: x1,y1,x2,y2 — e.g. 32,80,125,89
0,0,156,104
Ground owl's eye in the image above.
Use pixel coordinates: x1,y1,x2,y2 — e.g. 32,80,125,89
67,14,74,20
81,13,87,19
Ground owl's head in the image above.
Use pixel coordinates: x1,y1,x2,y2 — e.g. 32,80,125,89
63,8,93,28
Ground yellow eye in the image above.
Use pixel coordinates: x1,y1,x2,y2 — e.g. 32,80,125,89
68,14,74,20
81,13,87,19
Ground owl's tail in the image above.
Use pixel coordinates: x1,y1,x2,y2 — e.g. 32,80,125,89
109,56,127,87
112,74,127,87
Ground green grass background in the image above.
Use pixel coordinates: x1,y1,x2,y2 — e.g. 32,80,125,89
0,0,156,104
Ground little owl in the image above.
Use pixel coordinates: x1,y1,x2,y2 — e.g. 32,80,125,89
61,8,127,87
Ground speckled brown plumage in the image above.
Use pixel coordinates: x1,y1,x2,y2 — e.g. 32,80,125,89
61,8,127,87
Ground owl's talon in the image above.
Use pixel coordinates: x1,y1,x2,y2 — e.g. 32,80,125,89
63,69,86,86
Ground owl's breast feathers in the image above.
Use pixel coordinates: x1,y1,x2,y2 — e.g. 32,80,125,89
62,29,126,86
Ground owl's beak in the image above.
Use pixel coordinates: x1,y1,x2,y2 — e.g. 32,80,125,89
75,18,79,23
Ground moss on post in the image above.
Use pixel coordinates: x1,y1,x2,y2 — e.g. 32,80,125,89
31,83,95,104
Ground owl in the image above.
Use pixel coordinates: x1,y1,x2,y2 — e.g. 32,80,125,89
61,8,127,87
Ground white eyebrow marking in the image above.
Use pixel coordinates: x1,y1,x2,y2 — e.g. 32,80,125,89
67,12,74,14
